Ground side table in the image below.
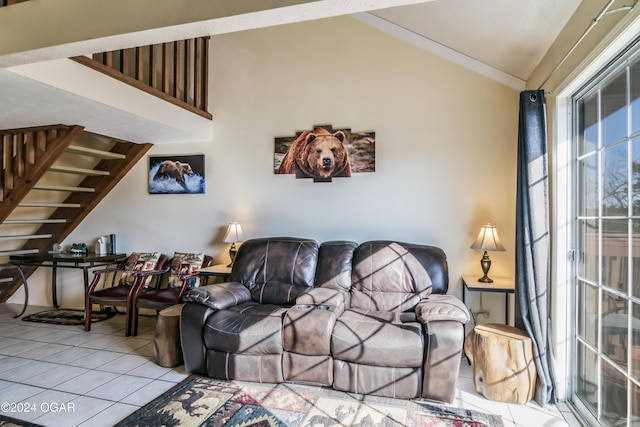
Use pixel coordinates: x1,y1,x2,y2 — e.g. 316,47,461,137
462,275,514,325
0,263,29,318
199,263,232,286
154,303,185,368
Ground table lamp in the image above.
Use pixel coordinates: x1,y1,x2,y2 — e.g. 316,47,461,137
222,222,244,267
470,223,505,283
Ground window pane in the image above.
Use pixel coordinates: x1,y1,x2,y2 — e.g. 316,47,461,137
634,138,640,216
602,290,628,364
632,302,640,421
576,342,598,414
578,219,599,283
578,154,598,217
578,280,598,347
602,219,628,294
602,143,628,216
634,222,640,299
632,381,640,422
579,92,599,155
601,359,628,424
633,301,640,372
631,60,640,134
602,71,628,147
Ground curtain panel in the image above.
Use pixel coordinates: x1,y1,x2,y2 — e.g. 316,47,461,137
515,89,556,404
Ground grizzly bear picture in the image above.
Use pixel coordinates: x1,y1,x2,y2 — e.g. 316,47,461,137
275,125,375,183
277,127,352,182
149,155,205,194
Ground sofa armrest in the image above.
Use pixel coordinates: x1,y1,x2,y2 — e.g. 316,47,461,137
415,294,470,324
182,282,251,310
180,302,217,375
296,287,346,316
284,287,345,357
131,267,170,277
415,294,470,403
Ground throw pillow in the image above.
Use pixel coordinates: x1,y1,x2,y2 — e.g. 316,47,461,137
168,252,205,289
121,252,162,287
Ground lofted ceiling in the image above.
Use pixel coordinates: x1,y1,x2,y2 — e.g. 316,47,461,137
371,0,582,83
0,0,583,142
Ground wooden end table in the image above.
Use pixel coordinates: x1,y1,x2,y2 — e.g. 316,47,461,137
462,275,515,325
199,263,232,285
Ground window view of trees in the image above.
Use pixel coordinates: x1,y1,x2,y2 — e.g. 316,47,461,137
574,52,640,427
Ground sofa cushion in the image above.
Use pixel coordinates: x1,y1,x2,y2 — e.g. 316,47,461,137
203,301,287,355
331,308,424,367
351,241,448,312
315,241,358,292
230,237,318,305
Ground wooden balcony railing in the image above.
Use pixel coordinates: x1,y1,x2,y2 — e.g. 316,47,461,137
1,0,211,119
71,37,211,119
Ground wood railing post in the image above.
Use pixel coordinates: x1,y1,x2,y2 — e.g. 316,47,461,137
162,42,170,94
185,39,192,105
195,38,203,111
176,41,183,100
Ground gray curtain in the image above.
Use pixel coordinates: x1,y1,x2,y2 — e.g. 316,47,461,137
515,90,556,404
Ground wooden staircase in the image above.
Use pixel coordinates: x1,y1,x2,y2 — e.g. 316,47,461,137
0,124,152,302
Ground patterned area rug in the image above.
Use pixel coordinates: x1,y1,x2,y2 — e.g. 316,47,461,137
22,308,115,326
0,414,43,426
115,375,504,427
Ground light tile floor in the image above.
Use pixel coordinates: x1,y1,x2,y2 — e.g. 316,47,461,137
0,304,581,427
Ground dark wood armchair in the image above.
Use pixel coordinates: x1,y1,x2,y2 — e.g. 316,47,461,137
131,254,213,336
85,252,170,336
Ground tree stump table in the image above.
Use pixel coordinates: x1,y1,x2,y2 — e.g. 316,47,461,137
154,303,185,368
464,323,537,404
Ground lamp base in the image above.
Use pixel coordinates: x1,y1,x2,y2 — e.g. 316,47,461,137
478,251,493,283
227,243,237,268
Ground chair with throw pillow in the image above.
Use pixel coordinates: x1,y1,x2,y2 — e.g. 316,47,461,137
85,252,169,336
131,252,212,336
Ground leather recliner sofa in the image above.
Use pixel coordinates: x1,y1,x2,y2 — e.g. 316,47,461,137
180,237,470,403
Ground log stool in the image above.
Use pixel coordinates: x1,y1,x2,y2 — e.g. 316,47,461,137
464,323,536,404
154,303,185,368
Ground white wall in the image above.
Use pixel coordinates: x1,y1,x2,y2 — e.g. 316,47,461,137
9,16,519,326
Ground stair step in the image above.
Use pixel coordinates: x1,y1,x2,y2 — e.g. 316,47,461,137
0,249,39,257
3,219,67,224
0,234,53,241
33,184,95,193
0,278,12,284
17,202,81,208
66,145,126,160
48,165,110,176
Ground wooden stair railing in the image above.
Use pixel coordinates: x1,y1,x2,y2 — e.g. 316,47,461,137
71,37,211,120
1,125,84,220
0,126,152,302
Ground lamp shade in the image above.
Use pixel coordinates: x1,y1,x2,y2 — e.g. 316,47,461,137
470,224,506,252
222,222,244,243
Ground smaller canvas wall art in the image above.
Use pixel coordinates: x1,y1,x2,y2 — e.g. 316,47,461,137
274,124,376,182
148,154,205,194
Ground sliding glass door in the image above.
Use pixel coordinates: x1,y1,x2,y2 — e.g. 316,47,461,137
572,43,640,427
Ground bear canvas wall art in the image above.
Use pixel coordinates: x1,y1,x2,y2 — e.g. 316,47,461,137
149,154,205,194
274,125,375,182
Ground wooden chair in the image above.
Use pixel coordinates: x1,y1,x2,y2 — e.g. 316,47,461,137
85,252,170,336
132,254,213,336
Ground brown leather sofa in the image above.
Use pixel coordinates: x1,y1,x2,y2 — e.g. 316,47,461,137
180,237,470,403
